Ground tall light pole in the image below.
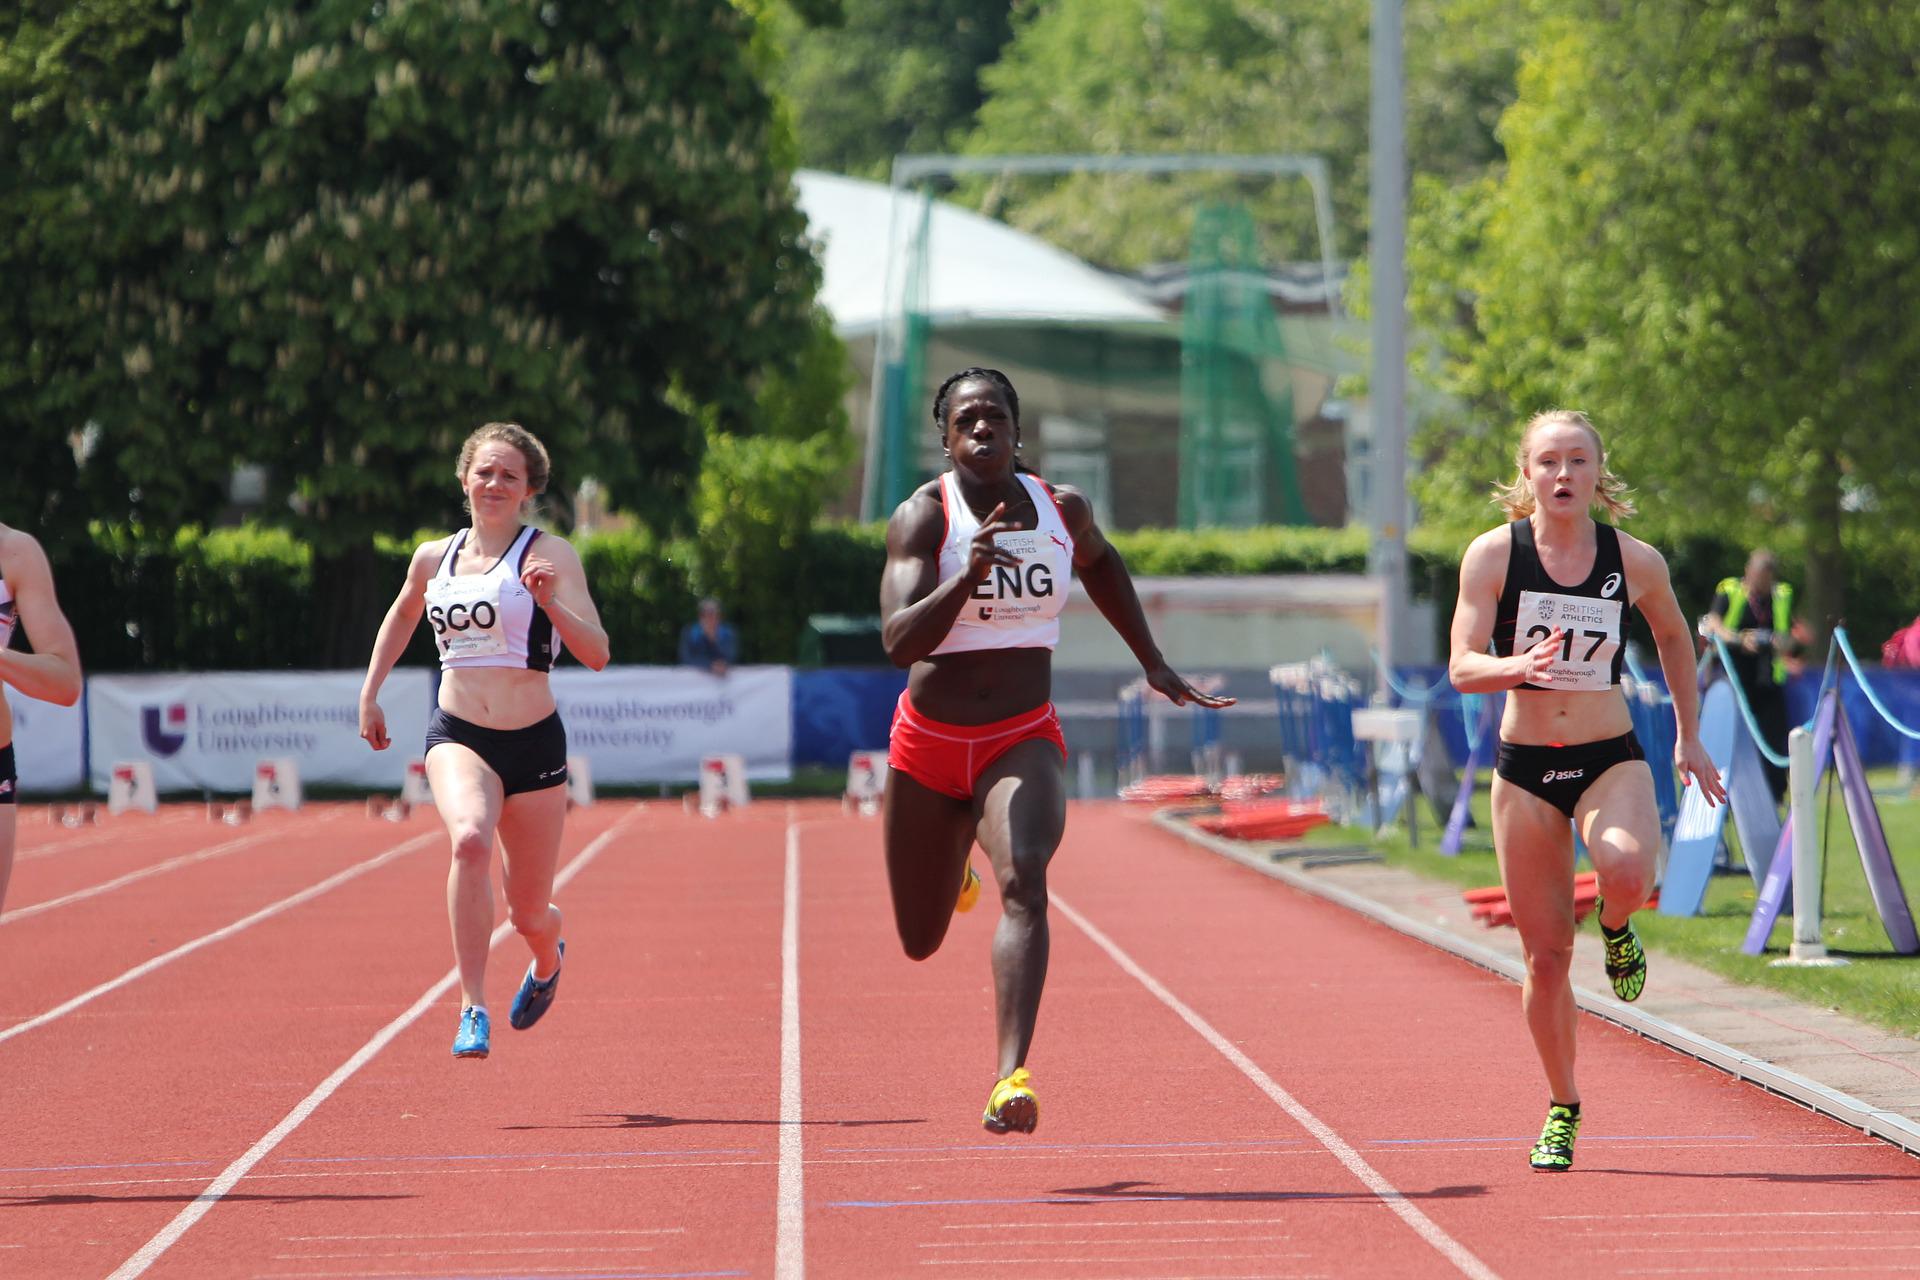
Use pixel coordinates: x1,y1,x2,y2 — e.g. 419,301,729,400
1369,0,1413,683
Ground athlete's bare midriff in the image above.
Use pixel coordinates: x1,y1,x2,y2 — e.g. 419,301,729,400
438,666,555,730
1501,685,1634,746
908,646,1052,726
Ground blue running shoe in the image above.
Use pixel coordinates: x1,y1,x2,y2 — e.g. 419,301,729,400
452,1005,490,1059
509,940,565,1031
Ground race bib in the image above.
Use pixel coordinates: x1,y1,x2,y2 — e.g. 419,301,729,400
1514,590,1623,691
967,530,1070,626
426,573,509,660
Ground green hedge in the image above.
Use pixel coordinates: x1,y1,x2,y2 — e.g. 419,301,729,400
44,521,1920,671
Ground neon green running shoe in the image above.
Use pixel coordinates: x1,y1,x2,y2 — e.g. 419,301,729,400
1599,903,1647,1002
1529,1103,1580,1172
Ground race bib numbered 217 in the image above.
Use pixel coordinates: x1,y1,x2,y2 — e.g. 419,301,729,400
1513,590,1623,690
427,574,510,660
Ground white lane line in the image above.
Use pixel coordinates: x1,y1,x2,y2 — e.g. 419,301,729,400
2,826,286,924
104,809,639,1280
0,833,437,1046
1051,892,1502,1280
775,814,806,1280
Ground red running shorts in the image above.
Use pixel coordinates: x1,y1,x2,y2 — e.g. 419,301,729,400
887,692,1067,801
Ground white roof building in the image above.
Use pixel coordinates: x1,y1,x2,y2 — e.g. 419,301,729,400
795,169,1165,336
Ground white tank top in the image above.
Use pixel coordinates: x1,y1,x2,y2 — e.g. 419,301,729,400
425,525,559,671
931,471,1075,655
0,573,14,652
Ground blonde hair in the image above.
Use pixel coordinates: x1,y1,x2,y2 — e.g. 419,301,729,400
1492,409,1635,520
455,422,550,513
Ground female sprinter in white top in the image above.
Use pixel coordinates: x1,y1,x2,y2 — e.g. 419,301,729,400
0,524,83,913
1449,410,1723,1170
360,423,609,1059
881,368,1231,1133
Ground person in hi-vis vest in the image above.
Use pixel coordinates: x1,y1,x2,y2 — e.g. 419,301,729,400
1704,549,1801,802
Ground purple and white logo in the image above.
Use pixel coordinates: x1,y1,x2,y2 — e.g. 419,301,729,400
142,702,191,756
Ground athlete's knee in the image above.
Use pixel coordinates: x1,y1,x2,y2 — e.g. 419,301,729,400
506,898,555,939
1599,865,1653,910
447,824,492,865
1521,934,1575,983
997,860,1049,919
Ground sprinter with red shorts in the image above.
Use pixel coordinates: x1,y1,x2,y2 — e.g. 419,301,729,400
879,368,1230,1133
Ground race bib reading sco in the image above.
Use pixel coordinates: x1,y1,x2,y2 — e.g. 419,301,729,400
426,573,509,659
1513,590,1623,690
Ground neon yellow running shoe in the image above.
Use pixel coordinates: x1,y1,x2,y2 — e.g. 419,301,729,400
982,1067,1038,1134
1529,1102,1580,1171
1598,901,1647,1002
954,862,982,914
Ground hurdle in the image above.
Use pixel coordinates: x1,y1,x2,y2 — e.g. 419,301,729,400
107,762,158,816
694,754,750,817
844,749,886,816
251,757,303,813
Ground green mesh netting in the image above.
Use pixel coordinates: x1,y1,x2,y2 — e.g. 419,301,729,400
874,191,934,515
1179,202,1308,527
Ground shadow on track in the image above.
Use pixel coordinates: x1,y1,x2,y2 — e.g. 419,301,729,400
1051,1179,1489,1203
2,1191,415,1208
1585,1167,1920,1184
502,1112,927,1131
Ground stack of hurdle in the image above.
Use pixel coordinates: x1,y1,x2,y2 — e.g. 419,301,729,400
1270,659,1365,817
1115,675,1260,804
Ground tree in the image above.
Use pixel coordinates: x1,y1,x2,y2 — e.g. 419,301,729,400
962,0,1525,269
765,0,1017,181
1,0,827,662
1407,2,1920,645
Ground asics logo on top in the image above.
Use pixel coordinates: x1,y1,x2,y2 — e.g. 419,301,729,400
1601,572,1623,598
1543,768,1585,784
141,703,191,757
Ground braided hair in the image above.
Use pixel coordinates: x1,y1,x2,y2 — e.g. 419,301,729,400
932,367,1020,442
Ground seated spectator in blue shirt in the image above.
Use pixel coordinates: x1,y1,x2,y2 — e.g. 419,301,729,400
679,597,738,675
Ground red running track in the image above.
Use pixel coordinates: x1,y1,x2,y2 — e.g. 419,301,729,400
0,799,1915,1279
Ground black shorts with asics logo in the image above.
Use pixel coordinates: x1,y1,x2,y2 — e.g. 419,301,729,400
1494,732,1645,818
0,741,15,804
424,709,569,797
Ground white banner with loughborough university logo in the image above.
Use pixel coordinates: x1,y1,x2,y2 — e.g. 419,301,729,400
86,666,791,792
87,671,434,793
6,687,87,793
553,665,792,783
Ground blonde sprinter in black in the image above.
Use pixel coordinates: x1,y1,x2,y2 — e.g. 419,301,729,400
1449,410,1723,1171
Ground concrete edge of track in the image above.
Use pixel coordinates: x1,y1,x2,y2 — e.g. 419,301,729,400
1149,807,1920,1159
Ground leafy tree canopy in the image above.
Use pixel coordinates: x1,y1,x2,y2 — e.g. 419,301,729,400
1408,1,1920,641
962,0,1524,269
766,0,1017,181
0,0,826,556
